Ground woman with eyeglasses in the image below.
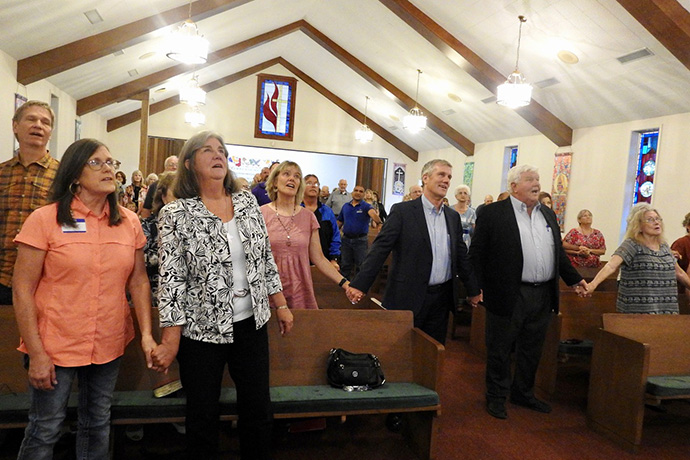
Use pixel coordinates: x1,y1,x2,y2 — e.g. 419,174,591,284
153,131,292,460
301,174,341,268
586,203,690,314
12,139,160,459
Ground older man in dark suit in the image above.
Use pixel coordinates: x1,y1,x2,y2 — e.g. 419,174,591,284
346,159,481,345
470,164,586,420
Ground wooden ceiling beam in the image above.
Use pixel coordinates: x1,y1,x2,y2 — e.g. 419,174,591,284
17,0,253,85
300,22,474,155
378,0,573,147
615,0,690,71
107,57,419,161
78,20,303,116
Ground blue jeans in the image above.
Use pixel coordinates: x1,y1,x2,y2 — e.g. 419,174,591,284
340,235,368,279
17,357,121,460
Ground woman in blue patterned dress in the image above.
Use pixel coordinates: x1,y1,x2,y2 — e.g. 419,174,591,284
586,203,690,313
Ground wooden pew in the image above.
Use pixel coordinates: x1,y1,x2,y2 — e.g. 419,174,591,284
587,314,690,452
0,307,443,460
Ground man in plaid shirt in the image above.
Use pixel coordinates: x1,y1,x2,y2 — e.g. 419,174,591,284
0,101,59,304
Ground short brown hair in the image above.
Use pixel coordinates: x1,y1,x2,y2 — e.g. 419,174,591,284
174,131,238,199
13,100,55,127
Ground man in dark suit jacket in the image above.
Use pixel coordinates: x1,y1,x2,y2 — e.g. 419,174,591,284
347,159,481,345
470,164,586,420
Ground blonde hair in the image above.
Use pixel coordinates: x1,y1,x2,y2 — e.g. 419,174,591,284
266,161,305,203
625,203,666,244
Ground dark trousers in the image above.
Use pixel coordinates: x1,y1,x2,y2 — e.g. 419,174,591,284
177,317,272,460
340,235,368,279
415,280,454,345
0,284,12,305
485,284,553,402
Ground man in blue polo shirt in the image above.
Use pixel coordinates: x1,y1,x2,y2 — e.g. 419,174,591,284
338,185,382,279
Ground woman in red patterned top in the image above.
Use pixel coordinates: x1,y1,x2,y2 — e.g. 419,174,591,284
563,209,606,267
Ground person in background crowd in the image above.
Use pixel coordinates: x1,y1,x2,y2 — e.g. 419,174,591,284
475,194,494,216
538,191,552,209
301,174,341,268
251,162,279,206
408,184,423,200
137,173,159,216
141,171,176,300
586,204,690,313
453,184,476,248
347,159,481,345
124,169,144,213
325,178,351,217
470,164,586,420
262,162,350,309
140,155,178,219
671,212,690,294
153,131,292,460
338,185,382,279
562,209,606,267
319,185,330,204
372,190,388,223
12,138,159,459
364,189,381,229
0,100,59,305
236,177,251,191
116,170,127,206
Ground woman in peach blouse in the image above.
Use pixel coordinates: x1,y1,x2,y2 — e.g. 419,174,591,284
12,139,159,459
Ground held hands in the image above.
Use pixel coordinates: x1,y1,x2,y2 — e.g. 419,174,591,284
346,286,365,304
150,343,177,374
467,291,483,308
573,279,591,298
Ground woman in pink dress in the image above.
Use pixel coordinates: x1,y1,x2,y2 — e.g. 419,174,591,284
563,209,606,267
261,161,351,309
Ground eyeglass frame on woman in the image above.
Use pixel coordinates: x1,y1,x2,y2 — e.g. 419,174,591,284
305,180,320,187
85,158,121,171
644,216,663,223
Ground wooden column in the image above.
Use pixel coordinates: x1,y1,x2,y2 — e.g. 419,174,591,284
131,90,150,173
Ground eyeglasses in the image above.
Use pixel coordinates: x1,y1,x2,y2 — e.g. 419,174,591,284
86,159,121,171
644,217,663,223
305,181,320,187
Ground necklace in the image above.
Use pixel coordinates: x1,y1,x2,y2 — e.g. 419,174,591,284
274,203,297,246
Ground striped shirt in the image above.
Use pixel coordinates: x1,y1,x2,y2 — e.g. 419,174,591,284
0,152,59,287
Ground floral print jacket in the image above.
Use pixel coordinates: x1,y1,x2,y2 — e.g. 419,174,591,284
157,191,282,343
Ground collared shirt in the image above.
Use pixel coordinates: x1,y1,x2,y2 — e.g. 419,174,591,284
14,198,145,366
338,200,373,235
510,195,555,283
421,195,451,286
0,152,59,287
326,190,351,216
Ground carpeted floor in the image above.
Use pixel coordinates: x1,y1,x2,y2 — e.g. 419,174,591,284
2,326,690,459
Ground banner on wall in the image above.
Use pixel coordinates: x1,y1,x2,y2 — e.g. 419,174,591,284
463,161,474,190
392,163,406,196
13,93,27,154
551,152,572,231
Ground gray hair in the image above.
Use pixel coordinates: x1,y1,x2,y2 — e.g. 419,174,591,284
577,209,592,221
421,159,452,179
625,203,665,244
454,184,471,197
507,164,539,190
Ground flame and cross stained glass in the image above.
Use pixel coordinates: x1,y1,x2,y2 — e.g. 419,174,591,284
255,74,297,142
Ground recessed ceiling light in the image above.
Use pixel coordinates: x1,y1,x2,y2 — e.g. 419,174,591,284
84,9,103,25
557,50,579,64
389,114,400,122
447,93,462,103
139,52,157,60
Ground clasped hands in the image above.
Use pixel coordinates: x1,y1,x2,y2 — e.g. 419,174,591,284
345,286,484,308
573,279,593,298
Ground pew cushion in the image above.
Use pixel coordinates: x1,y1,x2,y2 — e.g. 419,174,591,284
558,339,594,356
646,375,690,397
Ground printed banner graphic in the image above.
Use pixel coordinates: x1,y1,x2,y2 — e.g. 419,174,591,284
392,163,406,196
552,152,572,231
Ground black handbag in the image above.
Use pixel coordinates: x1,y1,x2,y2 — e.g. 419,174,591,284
327,348,385,391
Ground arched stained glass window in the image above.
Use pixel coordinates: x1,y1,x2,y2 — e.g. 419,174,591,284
633,131,658,204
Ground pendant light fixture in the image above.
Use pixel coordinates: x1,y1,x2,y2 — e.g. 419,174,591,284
179,74,206,107
167,1,209,65
185,106,206,127
497,15,532,109
355,96,374,143
403,69,427,133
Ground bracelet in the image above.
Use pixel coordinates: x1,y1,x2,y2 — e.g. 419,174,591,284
275,305,289,310
338,277,348,287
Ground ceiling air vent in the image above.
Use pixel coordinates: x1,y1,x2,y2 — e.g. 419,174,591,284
534,77,559,89
441,109,456,116
482,96,497,104
617,48,654,64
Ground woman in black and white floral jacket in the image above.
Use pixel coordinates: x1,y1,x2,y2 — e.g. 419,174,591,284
152,131,292,460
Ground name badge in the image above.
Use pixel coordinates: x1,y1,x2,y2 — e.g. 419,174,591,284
62,219,86,233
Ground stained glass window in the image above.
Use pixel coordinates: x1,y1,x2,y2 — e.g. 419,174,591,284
633,131,658,204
